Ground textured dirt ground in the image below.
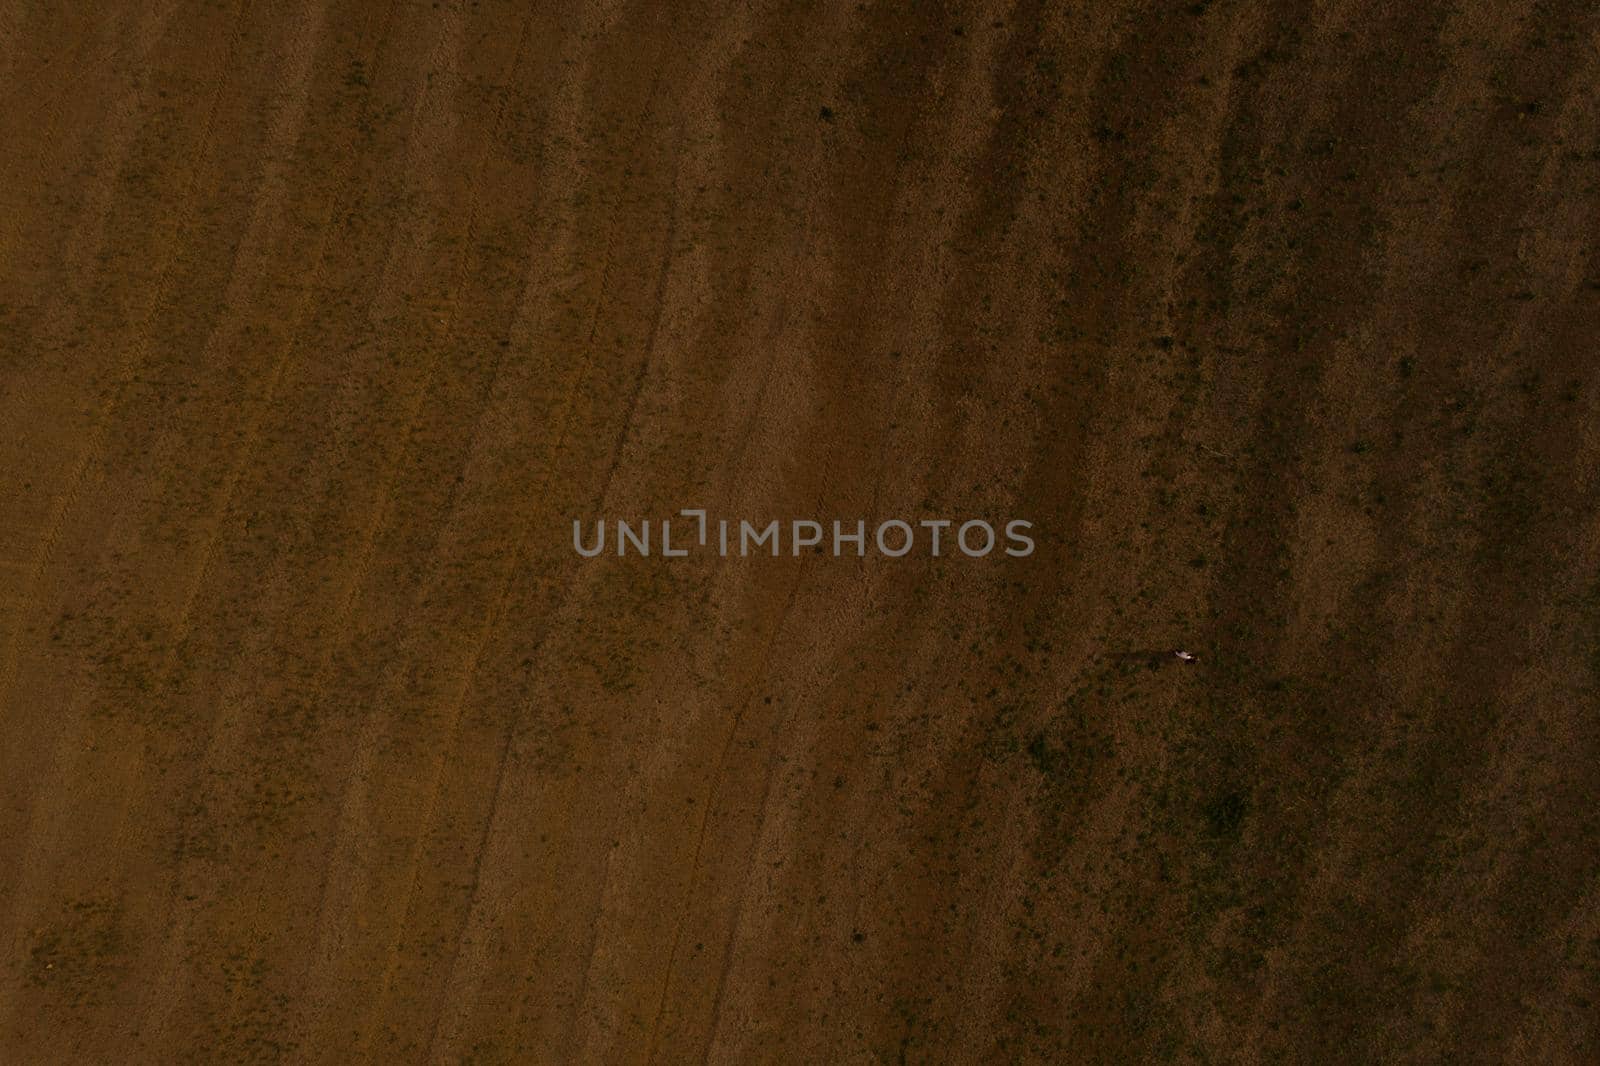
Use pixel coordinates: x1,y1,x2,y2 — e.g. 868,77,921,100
3,1,1599,1062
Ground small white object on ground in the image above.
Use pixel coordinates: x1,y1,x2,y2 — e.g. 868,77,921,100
1173,650,1197,662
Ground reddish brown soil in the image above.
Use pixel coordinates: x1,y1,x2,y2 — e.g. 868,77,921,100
3,2,1599,1062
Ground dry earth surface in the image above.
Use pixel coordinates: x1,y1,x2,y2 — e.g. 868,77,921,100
2,0,1599,1062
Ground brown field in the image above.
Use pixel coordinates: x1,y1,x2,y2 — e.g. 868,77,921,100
3,1,1599,1062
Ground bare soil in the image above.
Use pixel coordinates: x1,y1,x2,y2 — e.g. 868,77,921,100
2,2,1598,1062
